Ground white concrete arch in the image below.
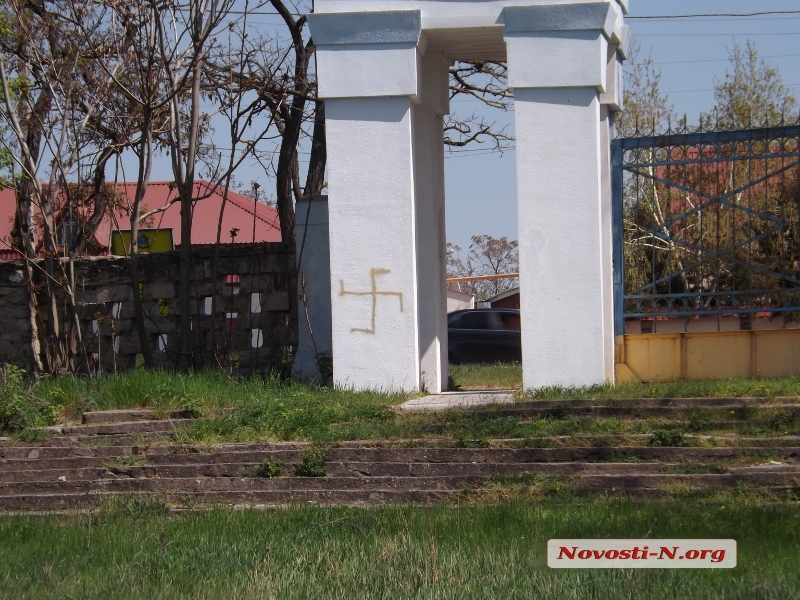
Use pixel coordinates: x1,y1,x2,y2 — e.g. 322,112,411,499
308,1,630,392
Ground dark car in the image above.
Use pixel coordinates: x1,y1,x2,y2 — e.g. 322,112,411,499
447,308,522,364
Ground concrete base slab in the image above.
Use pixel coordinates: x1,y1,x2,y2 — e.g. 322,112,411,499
397,391,516,412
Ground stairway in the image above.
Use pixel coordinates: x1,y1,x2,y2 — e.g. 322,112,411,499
1,399,798,512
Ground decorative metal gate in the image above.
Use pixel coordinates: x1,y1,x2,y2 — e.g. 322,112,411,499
612,125,800,336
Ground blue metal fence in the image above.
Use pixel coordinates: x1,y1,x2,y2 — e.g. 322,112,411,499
612,125,800,336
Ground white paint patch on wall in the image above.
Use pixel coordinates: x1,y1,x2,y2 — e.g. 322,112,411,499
251,329,264,348
250,293,262,314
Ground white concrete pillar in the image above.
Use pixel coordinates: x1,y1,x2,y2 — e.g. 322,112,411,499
413,51,450,394
308,10,424,391
503,2,624,389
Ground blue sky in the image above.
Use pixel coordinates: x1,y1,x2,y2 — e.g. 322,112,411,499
444,0,800,254
130,1,800,254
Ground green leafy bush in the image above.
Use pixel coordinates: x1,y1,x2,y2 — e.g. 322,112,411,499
294,447,329,477
256,458,284,478
17,428,52,443
769,409,799,433
0,366,62,433
687,416,712,432
649,429,688,447
179,395,205,419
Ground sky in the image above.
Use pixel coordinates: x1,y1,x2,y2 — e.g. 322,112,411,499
126,1,800,255
444,0,800,254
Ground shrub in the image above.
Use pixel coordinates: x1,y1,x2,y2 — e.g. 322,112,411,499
687,416,712,432
293,447,329,477
650,429,688,447
256,458,284,478
769,409,799,433
0,366,62,433
179,395,205,419
17,428,52,443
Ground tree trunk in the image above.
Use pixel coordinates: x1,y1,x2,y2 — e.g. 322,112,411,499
129,117,155,368
178,188,194,370
304,101,327,198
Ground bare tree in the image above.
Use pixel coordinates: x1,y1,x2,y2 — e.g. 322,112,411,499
0,0,118,373
445,60,514,152
447,235,519,300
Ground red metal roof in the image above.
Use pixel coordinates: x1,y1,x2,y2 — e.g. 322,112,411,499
0,181,281,258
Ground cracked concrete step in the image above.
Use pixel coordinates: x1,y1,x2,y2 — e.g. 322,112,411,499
57,419,195,436
82,410,155,424
399,395,800,412
0,471,797,512
7,462,799,485
0,461,681,484
474,405,800,420
0,489,459,512
81,409,234,425
16,432,800,451
0,475,486,497
514,397,800,409
579,472,800,493
3,445,799,472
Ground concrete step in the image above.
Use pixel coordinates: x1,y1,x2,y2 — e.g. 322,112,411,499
58,419,195,436
0,489,459,512
0,461,678,484
0,475,486,497
579,472,800,493
475,405,800,420
82,410,156,425
9,461,798,486
71,433,177,445
81,408,236,425
0,471,796,512
399,395,800,412
3,445,799,472
512,397,800,409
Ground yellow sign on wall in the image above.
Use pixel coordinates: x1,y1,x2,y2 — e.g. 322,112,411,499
111,229,174,255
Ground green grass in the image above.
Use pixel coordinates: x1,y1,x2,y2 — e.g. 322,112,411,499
3,369,800,443
527,377,800,400
448,362,523,390
0,498,797,599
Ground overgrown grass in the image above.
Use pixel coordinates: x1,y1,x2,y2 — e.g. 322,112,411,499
0,498,797,599
528,377,800,400
1,369,407,436
3,369,800,442
448,362,523,390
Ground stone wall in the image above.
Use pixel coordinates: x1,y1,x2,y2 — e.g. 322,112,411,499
0,243,297,374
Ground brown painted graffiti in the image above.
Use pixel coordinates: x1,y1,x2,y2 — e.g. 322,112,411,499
339,268,404,334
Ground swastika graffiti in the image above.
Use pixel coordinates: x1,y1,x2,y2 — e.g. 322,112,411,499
339,268,404,334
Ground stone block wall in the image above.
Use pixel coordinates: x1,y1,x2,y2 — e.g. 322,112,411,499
0,243,297,374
